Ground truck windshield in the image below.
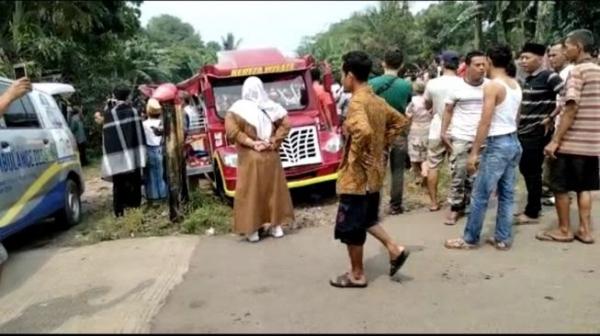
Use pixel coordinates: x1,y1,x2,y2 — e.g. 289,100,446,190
212,73,308,118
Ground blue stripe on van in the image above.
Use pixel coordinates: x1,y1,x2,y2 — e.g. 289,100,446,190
0,180,65,240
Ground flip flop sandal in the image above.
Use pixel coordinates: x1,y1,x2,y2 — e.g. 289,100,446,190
429,205,441,212
515,216,540,225
329,273,368,288
444,238,478,250
535,231,574,243
486,237,511,251
389,249,410,277
574,233,595,244
444,218,457,226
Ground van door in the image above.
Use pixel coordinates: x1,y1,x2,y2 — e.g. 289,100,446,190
34,91,76,162
0,84,56,236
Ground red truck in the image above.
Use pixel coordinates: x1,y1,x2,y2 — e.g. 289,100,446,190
161,48,343,199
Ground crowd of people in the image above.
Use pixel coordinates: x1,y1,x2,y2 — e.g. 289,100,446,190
224,28,599,288
2,26,598,289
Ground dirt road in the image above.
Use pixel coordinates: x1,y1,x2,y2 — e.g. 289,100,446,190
2,169,599,332
150,199,600,333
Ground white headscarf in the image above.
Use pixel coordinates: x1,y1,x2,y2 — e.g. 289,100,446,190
228,76,288,141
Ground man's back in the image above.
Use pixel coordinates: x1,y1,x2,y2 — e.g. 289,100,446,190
425,75,463,119
368,75,412,113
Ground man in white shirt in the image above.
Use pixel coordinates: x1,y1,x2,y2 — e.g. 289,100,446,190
331,79,351,123
440,51,488,225
424,51,463,211
445,45,523,250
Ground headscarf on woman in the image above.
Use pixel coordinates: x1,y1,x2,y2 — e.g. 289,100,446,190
228,76,288,141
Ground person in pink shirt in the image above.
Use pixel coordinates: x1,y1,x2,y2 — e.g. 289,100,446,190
311,67,334,128
406,80,433,186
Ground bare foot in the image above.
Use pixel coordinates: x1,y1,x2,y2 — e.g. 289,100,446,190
575,228,595,244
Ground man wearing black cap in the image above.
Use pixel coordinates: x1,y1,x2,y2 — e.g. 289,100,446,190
515,42,564,225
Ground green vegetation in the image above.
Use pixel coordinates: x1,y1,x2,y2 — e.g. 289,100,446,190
298,0,600,76
0,2,243,157
59,163,232,247
67,188,232,246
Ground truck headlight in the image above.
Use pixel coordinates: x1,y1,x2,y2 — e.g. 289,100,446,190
222,153,238,168
324,135,342,153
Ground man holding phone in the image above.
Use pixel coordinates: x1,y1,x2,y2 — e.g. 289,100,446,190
0,77,32,276
0,78,32,119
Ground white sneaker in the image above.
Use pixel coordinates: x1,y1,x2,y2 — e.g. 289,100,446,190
270,226,284,238
247,231,260,243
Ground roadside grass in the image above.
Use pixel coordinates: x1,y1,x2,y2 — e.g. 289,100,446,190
65,159,522,246
383,162,452,211
63,163,232,246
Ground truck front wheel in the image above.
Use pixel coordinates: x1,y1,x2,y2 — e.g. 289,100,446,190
213,161,233,206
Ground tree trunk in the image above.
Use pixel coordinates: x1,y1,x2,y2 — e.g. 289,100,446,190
474,0,483,49
495,1,508,44
534,0,554,43
162,101,188,222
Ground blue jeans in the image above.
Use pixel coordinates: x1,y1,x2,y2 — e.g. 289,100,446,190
145,145,167,201
463,133,522,244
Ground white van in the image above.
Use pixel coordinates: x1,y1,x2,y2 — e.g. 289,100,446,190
0,78,84,241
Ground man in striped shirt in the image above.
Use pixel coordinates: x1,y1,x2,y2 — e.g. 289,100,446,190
540,29,600,244
515,42,564,225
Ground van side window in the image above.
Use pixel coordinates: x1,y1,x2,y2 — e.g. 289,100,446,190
39,93,66,128
0,83,40,129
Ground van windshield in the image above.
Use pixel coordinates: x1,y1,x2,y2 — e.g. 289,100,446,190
211,72,308,118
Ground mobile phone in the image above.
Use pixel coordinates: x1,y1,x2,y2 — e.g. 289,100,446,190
13,63,27,79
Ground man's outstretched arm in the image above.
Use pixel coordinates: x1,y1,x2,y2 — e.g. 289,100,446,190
0,78,32,117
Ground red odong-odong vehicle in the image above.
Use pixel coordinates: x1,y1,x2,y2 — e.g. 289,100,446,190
143,48,343,200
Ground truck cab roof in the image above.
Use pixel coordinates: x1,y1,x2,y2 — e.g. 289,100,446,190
202,48,314,78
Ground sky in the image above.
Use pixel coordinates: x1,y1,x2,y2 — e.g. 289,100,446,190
140,1,435,56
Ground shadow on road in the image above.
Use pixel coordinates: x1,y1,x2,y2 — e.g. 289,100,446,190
0,279,154,333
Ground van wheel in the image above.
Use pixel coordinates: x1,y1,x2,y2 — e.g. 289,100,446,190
55,179,82,229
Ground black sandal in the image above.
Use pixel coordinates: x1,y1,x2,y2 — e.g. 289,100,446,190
329,273,368,288
390,249,410,277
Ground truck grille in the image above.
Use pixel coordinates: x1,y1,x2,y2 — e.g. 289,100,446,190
187,109,206,131
279,126,322,168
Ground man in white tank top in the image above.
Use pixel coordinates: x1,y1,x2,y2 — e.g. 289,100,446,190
445,45,523,251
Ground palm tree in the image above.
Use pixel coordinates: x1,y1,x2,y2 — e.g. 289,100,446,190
220,33,242,51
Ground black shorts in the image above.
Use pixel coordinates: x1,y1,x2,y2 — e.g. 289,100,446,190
334,192,381,246
548,153,600,193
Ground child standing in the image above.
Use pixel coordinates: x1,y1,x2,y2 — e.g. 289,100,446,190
143,98,167,204
406,80,433,185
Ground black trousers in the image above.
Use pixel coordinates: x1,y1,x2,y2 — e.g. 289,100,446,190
518,134,552,218
389,136,408,211
77,142,89,166
113,169,142,217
